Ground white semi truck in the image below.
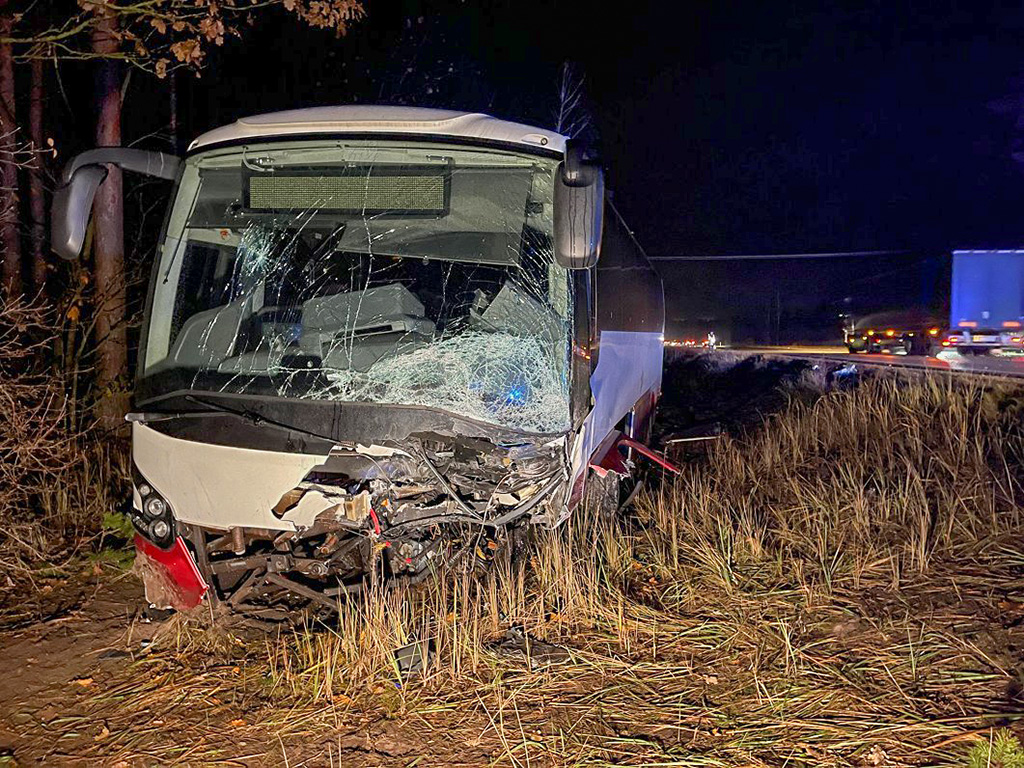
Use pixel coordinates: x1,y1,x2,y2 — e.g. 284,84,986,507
53,107,665,612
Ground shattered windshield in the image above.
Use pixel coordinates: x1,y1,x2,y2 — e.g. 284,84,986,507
142,140,572,434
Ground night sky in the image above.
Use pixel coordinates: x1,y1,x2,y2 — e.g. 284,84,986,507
76,0,1024,342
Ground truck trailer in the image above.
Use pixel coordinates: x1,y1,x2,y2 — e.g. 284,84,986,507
946,249,1024,354
51,107,665,614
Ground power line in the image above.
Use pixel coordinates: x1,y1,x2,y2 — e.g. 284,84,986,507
648,249,913,261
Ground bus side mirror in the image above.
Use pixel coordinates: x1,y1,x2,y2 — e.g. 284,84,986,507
52,148,181,260
553,147,604,270
52,165,107,260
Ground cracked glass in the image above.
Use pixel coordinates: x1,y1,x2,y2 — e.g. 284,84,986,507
143,140,573,434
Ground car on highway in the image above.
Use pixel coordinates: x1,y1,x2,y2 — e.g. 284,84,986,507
843,310,942,355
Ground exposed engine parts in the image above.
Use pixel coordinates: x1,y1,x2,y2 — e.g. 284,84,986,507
135,431,567,612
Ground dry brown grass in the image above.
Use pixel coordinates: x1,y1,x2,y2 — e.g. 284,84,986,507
661,373,1024,588
16,370,1024,766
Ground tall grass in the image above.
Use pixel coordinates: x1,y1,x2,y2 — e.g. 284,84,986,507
659,375,1024,590
28,370,1024,765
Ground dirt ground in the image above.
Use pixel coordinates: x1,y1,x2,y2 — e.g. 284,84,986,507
0,572,151,764
0,571,478,766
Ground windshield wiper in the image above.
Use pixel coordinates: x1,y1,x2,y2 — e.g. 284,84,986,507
126,409,228,423
126,395,344,447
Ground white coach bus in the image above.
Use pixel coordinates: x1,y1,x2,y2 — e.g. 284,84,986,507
53,107,664,611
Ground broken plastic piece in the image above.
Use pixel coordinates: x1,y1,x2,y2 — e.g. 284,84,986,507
134,535,208,610
394,637,435,675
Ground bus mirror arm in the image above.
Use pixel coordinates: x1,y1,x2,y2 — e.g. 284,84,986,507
52,148,181,261
553,145,604,270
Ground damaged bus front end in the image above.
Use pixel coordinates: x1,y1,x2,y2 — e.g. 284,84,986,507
52,107,664,614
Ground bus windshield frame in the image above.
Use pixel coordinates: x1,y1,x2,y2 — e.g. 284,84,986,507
137,138,574,435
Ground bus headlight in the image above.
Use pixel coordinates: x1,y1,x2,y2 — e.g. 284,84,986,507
145,496,167,518
133,466,175,548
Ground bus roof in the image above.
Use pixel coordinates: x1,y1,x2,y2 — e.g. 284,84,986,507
188,106,567,155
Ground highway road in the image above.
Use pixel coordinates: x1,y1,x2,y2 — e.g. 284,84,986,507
720,345,1024,378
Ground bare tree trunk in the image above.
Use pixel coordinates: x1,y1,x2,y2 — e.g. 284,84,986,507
0,2,22,297
28,57,46,293
168,70,178,152
91,9,127,427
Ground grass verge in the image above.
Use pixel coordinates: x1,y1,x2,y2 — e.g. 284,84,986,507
15,371,1024,766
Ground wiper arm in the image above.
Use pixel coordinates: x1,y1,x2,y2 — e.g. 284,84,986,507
126,410,223,423
127,395,346,447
